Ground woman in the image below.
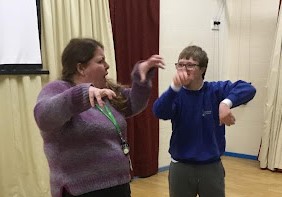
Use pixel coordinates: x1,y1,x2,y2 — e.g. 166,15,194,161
34,38,164,197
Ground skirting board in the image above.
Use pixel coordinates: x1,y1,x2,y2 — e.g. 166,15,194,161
224,152,258,160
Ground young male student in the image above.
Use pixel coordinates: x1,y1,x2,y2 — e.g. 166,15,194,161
153,45,256,197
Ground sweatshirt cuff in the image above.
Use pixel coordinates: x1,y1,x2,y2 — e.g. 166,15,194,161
221,99,233,108
170,82,181,92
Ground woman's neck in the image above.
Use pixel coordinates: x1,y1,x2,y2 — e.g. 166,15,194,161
72,74,85,85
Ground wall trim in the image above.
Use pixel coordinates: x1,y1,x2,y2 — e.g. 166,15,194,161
158,165,170,172
224,152,258,160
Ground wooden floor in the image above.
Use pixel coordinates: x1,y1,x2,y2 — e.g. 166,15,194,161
130,156,282,197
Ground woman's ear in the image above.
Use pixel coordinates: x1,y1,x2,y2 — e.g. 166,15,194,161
76,63,85,76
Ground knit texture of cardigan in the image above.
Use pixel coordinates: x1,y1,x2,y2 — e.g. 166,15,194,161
34,63,154,197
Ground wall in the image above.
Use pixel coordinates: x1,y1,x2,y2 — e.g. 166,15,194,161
158,0,279,167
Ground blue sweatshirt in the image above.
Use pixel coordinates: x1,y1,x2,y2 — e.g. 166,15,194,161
153,80,256,164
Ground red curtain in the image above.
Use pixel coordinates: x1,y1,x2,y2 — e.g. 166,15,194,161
109,0,160,177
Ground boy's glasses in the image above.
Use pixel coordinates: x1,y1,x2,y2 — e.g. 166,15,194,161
175,62,199,70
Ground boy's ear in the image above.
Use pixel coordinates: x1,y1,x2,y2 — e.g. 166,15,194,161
76,63,85,76
201,67,207,74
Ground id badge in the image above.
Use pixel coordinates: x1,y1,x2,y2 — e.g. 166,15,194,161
121,142,130,155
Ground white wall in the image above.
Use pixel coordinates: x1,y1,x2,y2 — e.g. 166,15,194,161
158,0,279,168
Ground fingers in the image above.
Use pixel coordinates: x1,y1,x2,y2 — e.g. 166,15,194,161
103,89,116,100
95,93,104,107
219,114,236,126
89,94,95,107
140,72,146,83
173,70,191,86
219,120,223,126
139,55,165,83
229,114,236,125
178,70,188,82
89,87,116,107
150,54,164,62
173,75,181,87
156,63,165,69
147,55,165,69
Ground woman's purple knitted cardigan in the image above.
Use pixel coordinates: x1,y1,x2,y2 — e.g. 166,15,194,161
34,64,154,197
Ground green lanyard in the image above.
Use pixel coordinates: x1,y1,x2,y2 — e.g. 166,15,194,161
95,104,125,142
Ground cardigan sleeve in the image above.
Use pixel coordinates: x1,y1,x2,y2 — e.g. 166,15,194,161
34,80,92,132
121,62,155,118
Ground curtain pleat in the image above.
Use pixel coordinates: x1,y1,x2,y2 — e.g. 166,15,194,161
0,76,50,197
259,7,282,171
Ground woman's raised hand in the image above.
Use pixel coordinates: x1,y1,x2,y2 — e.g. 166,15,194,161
139,55,165,82
89,86,116,107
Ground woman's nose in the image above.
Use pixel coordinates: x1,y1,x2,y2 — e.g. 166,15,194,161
104,61,110,69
